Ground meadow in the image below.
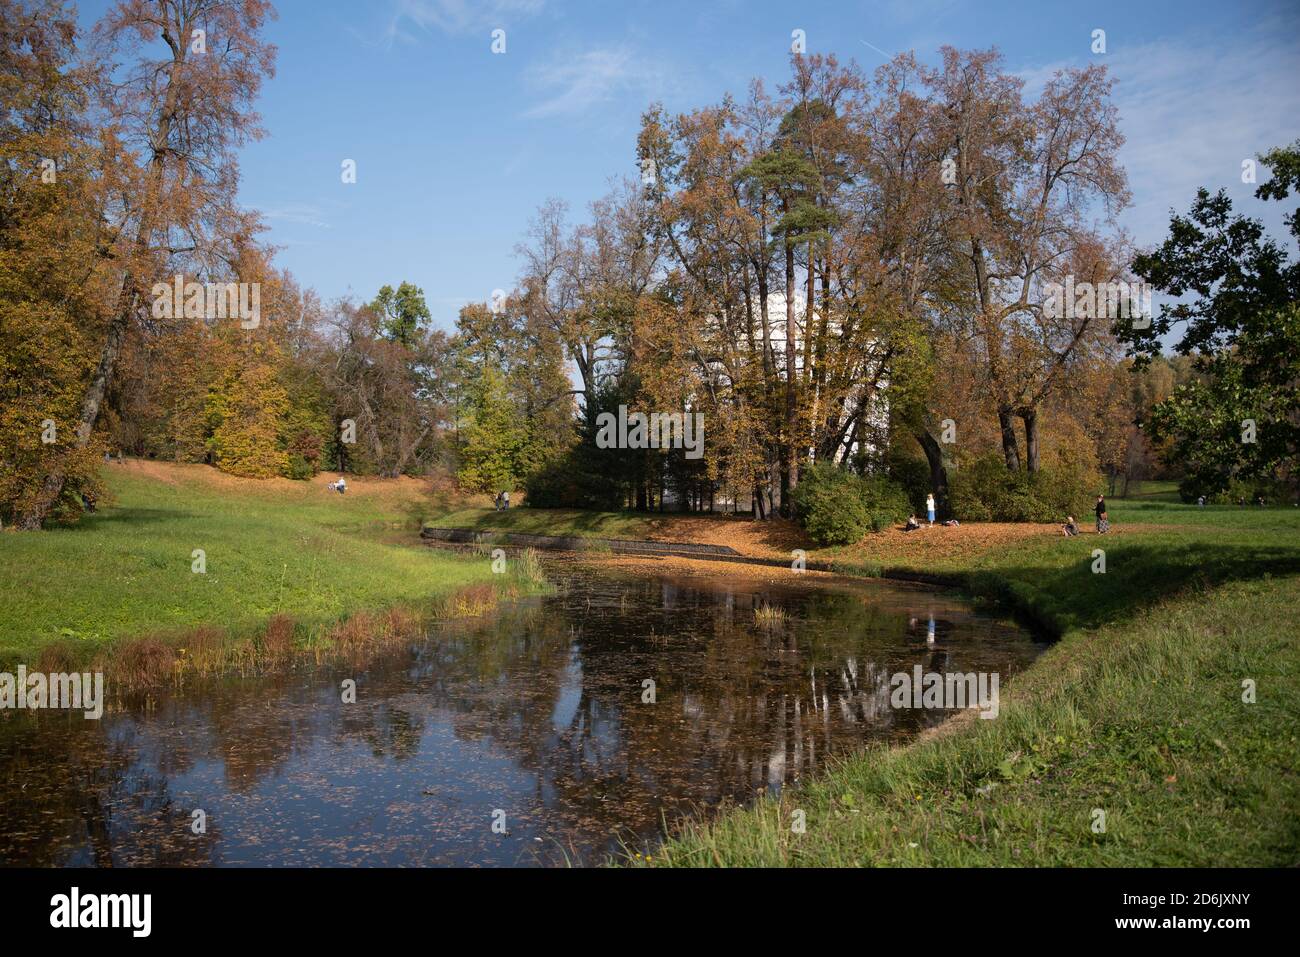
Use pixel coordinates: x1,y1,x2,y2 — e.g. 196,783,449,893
0,461,517,669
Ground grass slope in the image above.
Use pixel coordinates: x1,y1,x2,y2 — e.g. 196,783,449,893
0,462,499,664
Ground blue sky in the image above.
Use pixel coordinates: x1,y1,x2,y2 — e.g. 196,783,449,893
78,0,1300,331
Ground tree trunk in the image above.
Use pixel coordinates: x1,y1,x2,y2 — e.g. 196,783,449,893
1021,408,1039,474
914,429,952,518
998,407,1021,471
778,450,790,519
783,235,798,512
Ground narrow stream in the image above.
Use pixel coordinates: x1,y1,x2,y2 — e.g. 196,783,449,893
0,561,1044,866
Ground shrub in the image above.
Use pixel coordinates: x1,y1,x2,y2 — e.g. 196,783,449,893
790,462,870,544
861,475,914,532
791,462,913,545
1195,476,1298,505
950,450,1099,522
286,453,315,481
886,452,932,514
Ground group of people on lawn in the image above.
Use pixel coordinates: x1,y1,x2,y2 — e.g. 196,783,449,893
1063,495,1110,536
905,493,1112,536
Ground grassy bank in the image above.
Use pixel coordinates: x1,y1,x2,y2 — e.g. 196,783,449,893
633,487,1300,866
645,573,1300,865
424,503,664,540
828,493,1300,637
0,461,539,675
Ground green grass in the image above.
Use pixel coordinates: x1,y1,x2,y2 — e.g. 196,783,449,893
827,496,1300,638
645,574,1300,866
0,466,505,664
638,495,1300,866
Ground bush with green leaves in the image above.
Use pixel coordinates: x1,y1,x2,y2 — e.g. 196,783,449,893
1195,476,1297,506
791,462,913,545
950,450,1098,522
886,452,932,514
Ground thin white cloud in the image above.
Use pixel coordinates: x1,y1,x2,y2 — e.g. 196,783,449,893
1107,26,1300,247
261,203,333,229
522,46,669,119
384,0,543,46
1015,14,1300,248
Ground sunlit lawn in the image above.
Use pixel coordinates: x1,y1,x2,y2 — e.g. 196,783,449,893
0,465,497,663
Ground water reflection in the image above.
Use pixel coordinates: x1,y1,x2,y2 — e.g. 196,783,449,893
0,564,1044,866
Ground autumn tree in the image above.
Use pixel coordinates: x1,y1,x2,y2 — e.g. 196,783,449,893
0,0,109,526
326,296,450,478
15,0,277,527
924,48,1129,475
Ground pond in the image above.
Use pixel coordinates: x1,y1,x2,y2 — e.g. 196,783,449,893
0,560,1045,866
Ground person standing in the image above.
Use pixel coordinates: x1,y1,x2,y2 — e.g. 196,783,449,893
1095,494,1108,534
926,493,936,526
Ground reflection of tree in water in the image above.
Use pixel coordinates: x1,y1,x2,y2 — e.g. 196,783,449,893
351,704,425,761
394,574,1023,860
0,718,220,866
0,569,1039,866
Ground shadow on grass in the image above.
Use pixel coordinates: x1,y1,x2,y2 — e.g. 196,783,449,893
967,541,1300,638
68,508,188,530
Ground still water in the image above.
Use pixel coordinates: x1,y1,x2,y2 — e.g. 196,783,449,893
0,562,1043,866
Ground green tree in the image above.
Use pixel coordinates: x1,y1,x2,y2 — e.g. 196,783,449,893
456,366,530,493
1123,142,1300,498
369,282,432,347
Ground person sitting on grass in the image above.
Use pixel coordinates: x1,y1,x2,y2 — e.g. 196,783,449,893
1063,515,1078,537
1095,495,1109,534
904,514,922,532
